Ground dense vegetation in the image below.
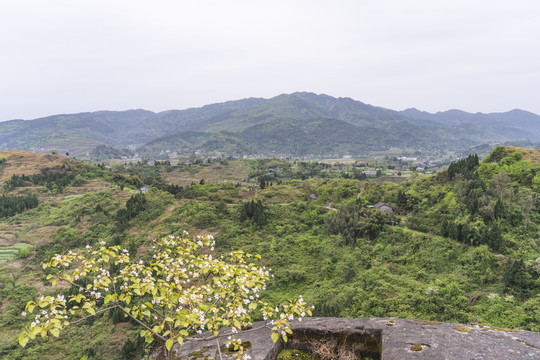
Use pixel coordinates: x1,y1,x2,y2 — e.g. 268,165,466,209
0,194,38,218
4,167,76,193
0,147,538,359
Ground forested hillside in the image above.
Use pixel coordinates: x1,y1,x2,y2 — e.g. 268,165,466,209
1,93,539,158
0,147,538,359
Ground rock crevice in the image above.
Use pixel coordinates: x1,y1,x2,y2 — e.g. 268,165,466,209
158,317,540,360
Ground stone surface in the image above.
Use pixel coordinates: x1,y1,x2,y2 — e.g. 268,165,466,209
156,317,540,360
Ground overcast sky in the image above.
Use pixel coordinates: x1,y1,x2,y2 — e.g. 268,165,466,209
1,0,539,121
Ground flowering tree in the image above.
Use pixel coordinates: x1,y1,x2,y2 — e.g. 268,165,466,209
19,233,312,359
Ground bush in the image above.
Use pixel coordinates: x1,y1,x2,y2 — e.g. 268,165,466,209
18,247,30,259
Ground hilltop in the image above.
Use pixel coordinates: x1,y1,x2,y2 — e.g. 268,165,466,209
1,93,539,158
0,150,76,184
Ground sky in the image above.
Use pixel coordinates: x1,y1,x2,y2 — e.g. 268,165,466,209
1,0,540,121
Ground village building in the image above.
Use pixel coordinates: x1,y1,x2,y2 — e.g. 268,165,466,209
373,202,393,214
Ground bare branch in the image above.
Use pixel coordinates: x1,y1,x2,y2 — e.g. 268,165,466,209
61,305,117,330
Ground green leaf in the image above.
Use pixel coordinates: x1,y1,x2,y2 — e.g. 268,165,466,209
30,326,41,339
18,333,29,347
104,294,112,304
165,338,174,351
86,307,96,316
179,330,189,336
50,328,60,337
271,332,279,343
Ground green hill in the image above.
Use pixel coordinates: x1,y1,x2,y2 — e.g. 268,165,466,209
1,93,539,158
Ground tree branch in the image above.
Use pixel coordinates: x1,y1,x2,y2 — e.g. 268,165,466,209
184,321,273,343
61,305,117,330
116,304,167,342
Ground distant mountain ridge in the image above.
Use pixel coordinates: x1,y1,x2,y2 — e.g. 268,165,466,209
401,107,540,131
1,92,538,157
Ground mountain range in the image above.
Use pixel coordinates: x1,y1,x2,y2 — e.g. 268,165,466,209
1,92,539,158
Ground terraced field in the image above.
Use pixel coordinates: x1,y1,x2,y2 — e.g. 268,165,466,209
0,243,32,264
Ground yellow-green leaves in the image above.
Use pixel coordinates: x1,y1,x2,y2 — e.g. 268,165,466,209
19,233,312,356
104,294,115,304
83,303,96,316
18,333,29,347
25,301,35,314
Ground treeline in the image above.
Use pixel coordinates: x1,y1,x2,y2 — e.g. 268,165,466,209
3,167,75,192
0,194,38,218
446,153,479,180
440,219,503,251
115,193,147,232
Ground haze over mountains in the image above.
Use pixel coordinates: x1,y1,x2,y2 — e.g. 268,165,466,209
1,92,539,157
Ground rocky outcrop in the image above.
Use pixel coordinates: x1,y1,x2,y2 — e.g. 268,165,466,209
157,317,540,359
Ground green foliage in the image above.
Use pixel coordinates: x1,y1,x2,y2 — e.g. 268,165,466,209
19,235,311,359
115,193,147,231
4,167,76,193
18,246,30,259
446,154,479,180
504,260,530,294
326,204,388,245
239,200,267,226
0,243,33,264
0,194,38,218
